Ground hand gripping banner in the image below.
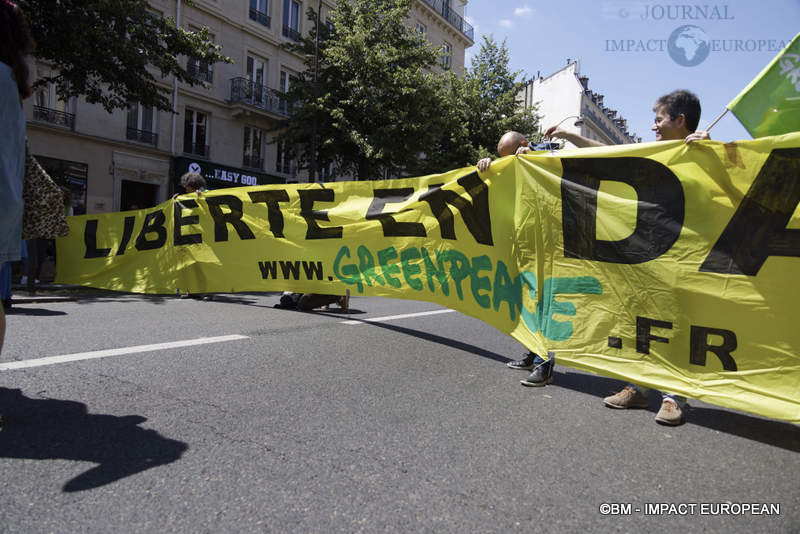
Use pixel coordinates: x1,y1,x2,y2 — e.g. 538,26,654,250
56,133,800,424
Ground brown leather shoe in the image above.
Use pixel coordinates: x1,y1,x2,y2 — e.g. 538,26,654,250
603,386,649,409
655,399,685,425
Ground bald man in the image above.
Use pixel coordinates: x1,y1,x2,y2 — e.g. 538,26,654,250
475,131,556,387
476,131,529,172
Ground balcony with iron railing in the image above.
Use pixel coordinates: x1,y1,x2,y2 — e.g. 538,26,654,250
282,24,301,42
229,77,292,118
249,7,270,27
419,0,474,41
183,142,210,158
33,105,75,129
126,127,158,146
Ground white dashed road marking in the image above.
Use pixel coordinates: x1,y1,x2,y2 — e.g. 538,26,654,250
0,335,250,371
339,309,456,325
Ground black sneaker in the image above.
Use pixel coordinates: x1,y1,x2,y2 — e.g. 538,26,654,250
520,356,554,387
506,352,536,370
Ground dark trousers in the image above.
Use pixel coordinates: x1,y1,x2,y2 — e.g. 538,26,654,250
296,293,342,311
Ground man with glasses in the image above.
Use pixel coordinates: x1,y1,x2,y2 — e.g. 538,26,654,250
543,90,709,425
476,91,710,422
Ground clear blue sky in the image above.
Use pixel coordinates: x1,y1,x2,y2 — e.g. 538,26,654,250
463,0,800,142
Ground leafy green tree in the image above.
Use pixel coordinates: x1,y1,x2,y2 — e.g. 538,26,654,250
461,36,540,163
18,0,231,112
405,36,540,174
277,0,449,180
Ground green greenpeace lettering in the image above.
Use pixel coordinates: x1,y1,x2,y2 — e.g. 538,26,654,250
333,244,603,337
333,244,521,319
520,273,603,341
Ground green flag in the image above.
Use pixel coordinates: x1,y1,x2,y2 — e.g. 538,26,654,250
728,32,800,137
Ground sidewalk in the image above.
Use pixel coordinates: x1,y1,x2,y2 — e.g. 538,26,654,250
8,283,102,305
6,285,286,305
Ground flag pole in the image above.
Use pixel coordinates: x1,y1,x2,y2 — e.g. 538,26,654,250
705,108,729,133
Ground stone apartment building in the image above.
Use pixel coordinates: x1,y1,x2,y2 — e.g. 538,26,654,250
25,0,474,215
518,60,641,149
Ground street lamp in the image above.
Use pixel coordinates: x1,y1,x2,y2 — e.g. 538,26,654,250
548,114,584,133
544,115,584,153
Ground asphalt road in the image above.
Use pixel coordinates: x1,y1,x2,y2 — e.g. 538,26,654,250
0,292,798,533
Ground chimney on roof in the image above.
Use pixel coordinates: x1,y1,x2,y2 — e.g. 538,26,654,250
566,58,571,65
578,75,589,90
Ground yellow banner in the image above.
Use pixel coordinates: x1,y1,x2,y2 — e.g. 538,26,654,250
57,133,800,424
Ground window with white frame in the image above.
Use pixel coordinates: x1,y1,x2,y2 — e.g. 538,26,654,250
415,22,426,35
243,126,264,168
275,140,295,175
187,27,214,83
146,8,163,34
183,109,209,157
249,0,270,27
278,69,296,115
126,103,157,145
282,0,300,41
279,69,292,93
442,41,452,70
33,66,74,128
319,161,334,182
246,55,269,104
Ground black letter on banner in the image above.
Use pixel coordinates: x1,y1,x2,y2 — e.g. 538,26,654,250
690,325,738,371
636,316,672,354
174,199,202,246
419,171,493,245
298,189,343,239
248,190,290,238
700,148,800,275
135,210,167,251
206,195,256,242
366,188,426,237
561,158,684,264
116,216,136,256
84,219,111,258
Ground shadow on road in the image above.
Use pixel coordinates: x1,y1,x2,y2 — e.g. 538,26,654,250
342,318,513,364
0,388,188,492
289,307,366,316
303,318,800,450
553,371,800,452
5,307,67,316
69,292,276,306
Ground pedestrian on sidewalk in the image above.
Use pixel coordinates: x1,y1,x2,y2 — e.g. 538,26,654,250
0,0,36,426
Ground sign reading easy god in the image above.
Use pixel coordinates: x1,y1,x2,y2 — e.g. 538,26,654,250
173,157,285,191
